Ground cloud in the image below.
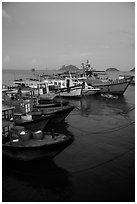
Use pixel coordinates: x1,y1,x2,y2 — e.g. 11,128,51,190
2,10,11,20
3,55,10,64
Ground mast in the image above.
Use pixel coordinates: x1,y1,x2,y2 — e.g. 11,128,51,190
86,60,91,71
81,63,85,76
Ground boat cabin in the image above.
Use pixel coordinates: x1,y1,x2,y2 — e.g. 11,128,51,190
10,99,34,115
2,120,14,143
2,121,13,136
2,104,15,121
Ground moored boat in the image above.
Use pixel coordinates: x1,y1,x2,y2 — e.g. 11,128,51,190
43,75,82,98
81,60,132,95
76,60,132,95
3,130,74,161
86,78,131,95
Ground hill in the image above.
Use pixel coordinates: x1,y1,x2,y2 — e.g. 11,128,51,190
106,68,119,71
59,65,80,72
130,67,135,72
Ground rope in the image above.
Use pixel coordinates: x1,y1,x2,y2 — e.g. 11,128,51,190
121,106,135,114
70,147,135,175
69,121,135,134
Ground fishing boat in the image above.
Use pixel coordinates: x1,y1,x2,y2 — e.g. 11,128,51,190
86,78,131,95
81,60,132,95
43,76,82,98
2,129,74,161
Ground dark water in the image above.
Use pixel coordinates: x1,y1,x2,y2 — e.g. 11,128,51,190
2,70,135,202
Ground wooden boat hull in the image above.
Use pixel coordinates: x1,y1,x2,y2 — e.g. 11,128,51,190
39,93,57,101
15,114,54,131
57,86,82,98
82,88,100,96
86,79,131,95
35,100,69,107
32,105,74,125
2,134,73,161
47,105,74,125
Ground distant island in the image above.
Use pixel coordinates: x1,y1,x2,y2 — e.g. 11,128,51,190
106,68,119,71
130,67,135,72
59,65,80,72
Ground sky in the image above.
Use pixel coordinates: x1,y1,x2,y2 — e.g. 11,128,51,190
2,2,135,71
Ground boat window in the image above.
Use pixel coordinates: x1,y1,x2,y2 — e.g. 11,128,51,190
25,103,31,113
3,126,9,137
5,111,9,119
2,112,5,119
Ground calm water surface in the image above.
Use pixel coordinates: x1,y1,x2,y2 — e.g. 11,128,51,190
2,70,135,202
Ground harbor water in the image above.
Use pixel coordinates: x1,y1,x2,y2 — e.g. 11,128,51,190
2,70,135,202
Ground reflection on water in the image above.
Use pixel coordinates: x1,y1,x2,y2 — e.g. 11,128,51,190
3,158,72,202
70,95,133,118
44,120,75,137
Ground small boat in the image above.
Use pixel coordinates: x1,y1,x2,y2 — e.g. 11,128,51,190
81,82,100,96
3,130,74,161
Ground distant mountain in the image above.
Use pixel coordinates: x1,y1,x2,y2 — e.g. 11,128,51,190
130,67,135,72
59,65,80,72
106,68,119,71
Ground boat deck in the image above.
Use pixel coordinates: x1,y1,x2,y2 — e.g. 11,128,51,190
4,134,67,147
